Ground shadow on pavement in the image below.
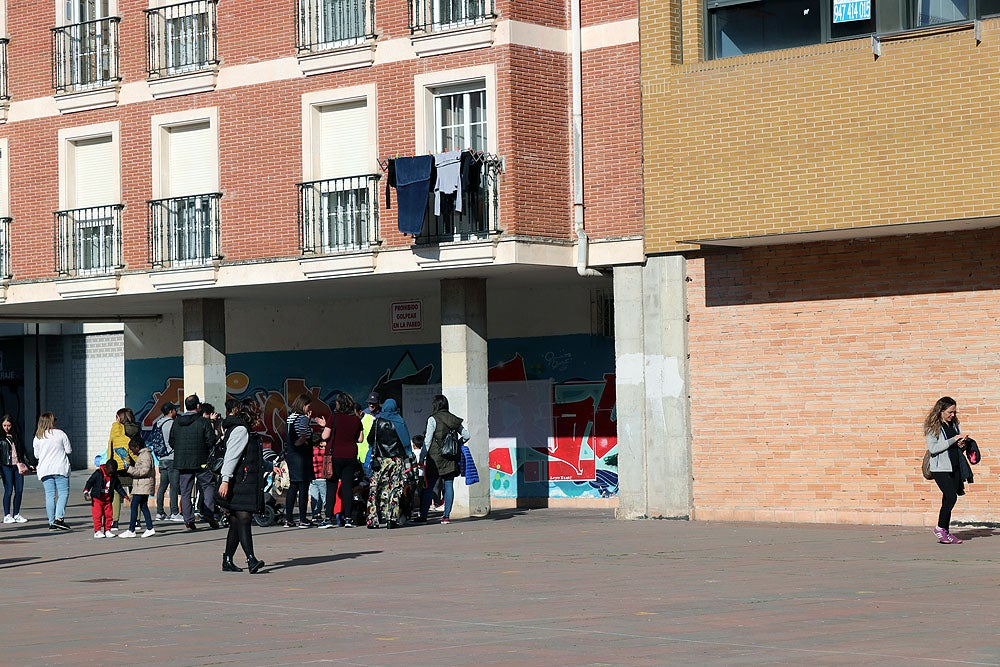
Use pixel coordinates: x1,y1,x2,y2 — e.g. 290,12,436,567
952,528,1000,540
264,550,381,572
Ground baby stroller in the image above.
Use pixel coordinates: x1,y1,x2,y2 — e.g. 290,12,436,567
253,448,286,527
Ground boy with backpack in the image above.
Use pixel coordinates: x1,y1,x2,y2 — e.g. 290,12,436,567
151,402,182,522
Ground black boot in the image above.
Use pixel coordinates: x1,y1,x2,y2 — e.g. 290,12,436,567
222,554,242,572
247,555,264,574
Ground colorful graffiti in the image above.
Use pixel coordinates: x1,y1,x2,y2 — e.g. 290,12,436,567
127,334,617,499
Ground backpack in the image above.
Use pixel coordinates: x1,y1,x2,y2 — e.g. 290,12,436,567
440,427,462,461
146,420,172,459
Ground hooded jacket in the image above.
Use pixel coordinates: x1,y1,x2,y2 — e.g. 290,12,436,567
169,412,217,471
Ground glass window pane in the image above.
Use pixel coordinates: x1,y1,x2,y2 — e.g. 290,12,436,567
710,0,822,59
916,0,968,24
979,0,1000,15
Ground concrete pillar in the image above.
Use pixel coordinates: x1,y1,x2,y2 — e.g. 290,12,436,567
614,255,692,519
440,278,490,518
182,299,227,410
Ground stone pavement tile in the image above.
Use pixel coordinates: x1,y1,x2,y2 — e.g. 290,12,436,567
1,480,999,665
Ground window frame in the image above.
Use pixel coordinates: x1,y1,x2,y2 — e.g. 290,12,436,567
414,65,497,157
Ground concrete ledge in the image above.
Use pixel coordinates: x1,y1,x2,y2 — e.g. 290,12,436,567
55,274,119,299
298,42,377,76
412,22,496,57
54,85,120,114
299,250,376,278
493,496,618,510
149,265,218,291
147,68,219,100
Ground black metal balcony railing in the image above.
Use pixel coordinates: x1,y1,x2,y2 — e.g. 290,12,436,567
296,0,376,51
146,0,219,77
414,153,503,244
51,17,121,93
55,205,124,276
148,193,222,267
298,174,380,254
0,39,9,102
409,0,495,32
0,217,10,280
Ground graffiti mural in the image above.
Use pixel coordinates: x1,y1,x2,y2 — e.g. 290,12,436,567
127,334,616,499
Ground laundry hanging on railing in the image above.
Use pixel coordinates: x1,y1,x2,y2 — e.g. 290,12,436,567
434,150,463,216
389,155,435,236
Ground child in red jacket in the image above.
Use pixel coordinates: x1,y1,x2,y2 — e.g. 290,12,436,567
83,459,130,539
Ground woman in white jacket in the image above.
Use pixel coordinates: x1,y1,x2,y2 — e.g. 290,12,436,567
924,396,970,545
33,412,73,531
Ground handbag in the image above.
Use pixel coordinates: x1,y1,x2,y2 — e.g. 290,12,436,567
321,452,334,480
921,450,933,480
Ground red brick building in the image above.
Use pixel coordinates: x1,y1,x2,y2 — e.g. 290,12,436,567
0,0,640,514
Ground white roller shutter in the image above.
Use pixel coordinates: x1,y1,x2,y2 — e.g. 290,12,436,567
318,100,369,180
167,122,213,197
72,135,116,208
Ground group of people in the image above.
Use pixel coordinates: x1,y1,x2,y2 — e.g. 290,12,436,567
281,390,472,530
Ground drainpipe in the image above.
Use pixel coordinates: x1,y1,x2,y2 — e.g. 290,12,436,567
572,0,602,277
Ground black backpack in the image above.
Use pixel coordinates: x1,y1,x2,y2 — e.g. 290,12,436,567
440,426,462,461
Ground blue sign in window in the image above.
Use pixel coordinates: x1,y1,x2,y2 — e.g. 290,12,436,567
834,0,871,21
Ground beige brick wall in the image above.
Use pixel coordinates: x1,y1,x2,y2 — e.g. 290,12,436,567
641,13,1000,252
686,231,1000,526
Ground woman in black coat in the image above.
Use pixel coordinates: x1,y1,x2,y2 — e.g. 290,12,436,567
282,393,326,527
1,414,35,523
218,398,265,574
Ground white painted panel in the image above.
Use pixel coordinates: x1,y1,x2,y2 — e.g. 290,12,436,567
72,135,116,208
317,100,368,179
167,121,212,196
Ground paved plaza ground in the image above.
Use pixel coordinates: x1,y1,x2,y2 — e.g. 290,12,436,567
1,477,998,666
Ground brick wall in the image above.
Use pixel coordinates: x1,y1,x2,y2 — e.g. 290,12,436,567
641,11,1000,252
686,229,1000,526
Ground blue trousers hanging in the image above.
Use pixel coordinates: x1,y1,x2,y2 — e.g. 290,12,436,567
394,156,435,236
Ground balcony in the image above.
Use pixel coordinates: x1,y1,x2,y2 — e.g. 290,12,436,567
299,174,380,254
146,0,219,98
0,38,9,121
0,217,10,280
148,193,222,268
408,0,496,55
411,153,503,245
51,17,121,111
55,205,124,277
296,0,377,74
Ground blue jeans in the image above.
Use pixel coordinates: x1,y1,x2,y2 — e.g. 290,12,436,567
41,474,70,524
308,479,327,519
421,473,455,519
1,464,23,516
129,494,153,531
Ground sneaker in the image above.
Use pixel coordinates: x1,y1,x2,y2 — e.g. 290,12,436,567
168,513,185,522
283,520,296,528
185,523,198,531
52,519,71,531
155,513,167,521
933,527,947,541
343,519,355,528
49,523,59,531
941,532,963,544
118,530,136,538
12,514,27,524
2,515,13,524
440,517,451,525
318,519,333,529
141,528,156,538
94,531,105,539
297,521,312,529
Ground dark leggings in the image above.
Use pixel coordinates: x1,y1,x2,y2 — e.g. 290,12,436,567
225,510,255,559
933,472,959,531
285,480,309,523
330,458,359,521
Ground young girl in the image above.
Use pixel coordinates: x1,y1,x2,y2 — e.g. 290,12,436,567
83,459,130,539
121,435,156,538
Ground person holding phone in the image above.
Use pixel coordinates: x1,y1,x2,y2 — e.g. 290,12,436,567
924,396,971,544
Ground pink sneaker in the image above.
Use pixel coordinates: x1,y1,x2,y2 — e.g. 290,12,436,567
933,527,947,542
941,532,963,544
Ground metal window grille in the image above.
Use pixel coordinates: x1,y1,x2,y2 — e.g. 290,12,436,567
146,0,219,77
0,217,10,280
55,204,124,276
409,0,495,32
0,39,9,102
591,288,614,338
298,174,380,254
296,0,376,51
51,16,121,93
148,193,222,267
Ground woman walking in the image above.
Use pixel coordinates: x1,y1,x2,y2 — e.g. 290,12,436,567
105,408,140,532
1,415,34,524
366,398,413,529
218,398,265,573
925,396,971,544
33,412,72,531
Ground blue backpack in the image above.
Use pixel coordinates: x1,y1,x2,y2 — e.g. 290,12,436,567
146,420,172,459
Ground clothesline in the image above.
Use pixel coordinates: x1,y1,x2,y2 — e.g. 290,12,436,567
377,151,504,174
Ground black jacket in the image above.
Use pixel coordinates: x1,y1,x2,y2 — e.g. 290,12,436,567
367,418,410,461
83,467,128,501
169,412,218,471
0,433,35,468
219,416,264,513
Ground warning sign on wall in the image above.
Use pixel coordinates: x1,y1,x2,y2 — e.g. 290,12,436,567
391,300,422,332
